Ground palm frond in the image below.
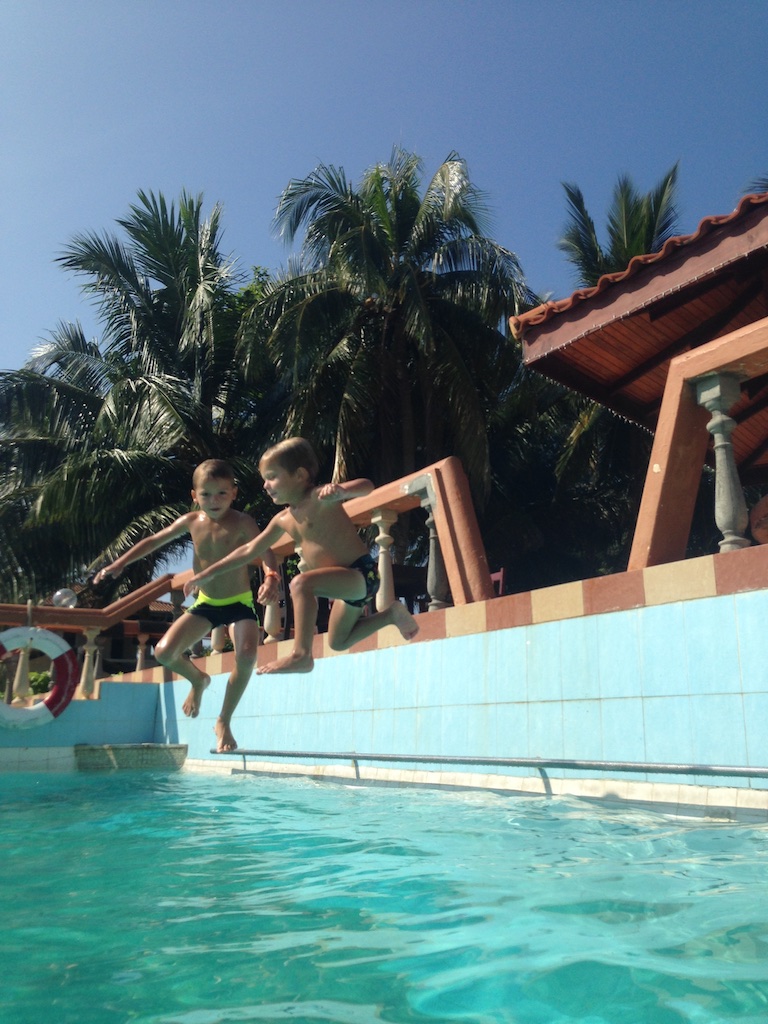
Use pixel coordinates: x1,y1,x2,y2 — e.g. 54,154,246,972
557,182,606,287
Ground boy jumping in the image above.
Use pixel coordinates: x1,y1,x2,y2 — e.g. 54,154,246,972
95,459,279,750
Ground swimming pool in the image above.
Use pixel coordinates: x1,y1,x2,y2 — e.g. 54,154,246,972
2,771,768,1024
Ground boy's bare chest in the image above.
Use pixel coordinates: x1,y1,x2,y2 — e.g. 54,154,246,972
290,504,325,539
190,519,243,561
289,505,344,552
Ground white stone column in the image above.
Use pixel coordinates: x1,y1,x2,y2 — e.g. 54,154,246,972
401,472,451,609
12,646,31,700
13,599,33,699
371,509,398,611
695,372,750,553
136,632,150,671
77,628,101,699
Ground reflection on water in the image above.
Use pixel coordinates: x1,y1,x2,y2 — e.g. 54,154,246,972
2,771,768,1024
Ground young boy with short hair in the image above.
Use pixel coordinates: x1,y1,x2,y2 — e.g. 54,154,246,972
184,438,419,675
95,459,279,750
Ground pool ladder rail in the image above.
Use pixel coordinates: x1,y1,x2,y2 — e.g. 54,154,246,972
208,748,768,787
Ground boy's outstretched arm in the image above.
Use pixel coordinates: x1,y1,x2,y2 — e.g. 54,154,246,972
95,516,192,583
261,546,279,574
316,478,374,502
184,519,285,597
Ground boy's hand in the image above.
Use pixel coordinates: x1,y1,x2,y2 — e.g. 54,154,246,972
183,578,199,598
94,565,119,585
317,483,344,502
257,575,279,605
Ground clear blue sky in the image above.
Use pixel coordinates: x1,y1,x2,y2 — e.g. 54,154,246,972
2,0,767,373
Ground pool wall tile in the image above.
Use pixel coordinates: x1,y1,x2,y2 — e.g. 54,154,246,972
392,707,418,751
370,707,396,751
642,696,694,762
416,705,443,748
638,604,690,697
562,700,602,760
600,698,645,762
484,628,526,704
493,701,530,757
440,703,471,754
595,611,641,698
526,620,562,701
559,616,600,699
527,697,563,758
689,694,747,765
733,590,768,690
684,596,741,694
742,692,768,765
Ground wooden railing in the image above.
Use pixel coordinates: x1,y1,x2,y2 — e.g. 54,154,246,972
0,457,493,700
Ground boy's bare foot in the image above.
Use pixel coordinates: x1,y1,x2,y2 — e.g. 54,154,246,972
182,673,210,717
256,651,314,675
215,718,237,752
390,601,420,640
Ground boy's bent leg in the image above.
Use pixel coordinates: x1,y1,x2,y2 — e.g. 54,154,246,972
154,614,213,718
329,599,419,651
215,618,259,752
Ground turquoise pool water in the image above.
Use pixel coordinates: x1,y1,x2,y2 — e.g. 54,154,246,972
2,771,768,1024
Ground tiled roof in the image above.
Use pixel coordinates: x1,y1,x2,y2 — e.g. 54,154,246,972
511,192,768,338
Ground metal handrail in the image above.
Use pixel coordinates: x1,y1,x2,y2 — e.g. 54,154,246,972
208,748,768,780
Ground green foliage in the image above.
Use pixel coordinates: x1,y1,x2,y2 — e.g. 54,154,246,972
558,163,680,288
0,194,282,601
28,670,51,695
244,147,538,512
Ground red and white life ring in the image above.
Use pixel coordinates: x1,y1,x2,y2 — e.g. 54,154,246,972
0,627,79,730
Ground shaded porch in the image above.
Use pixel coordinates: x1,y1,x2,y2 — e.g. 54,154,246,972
512,192,768,569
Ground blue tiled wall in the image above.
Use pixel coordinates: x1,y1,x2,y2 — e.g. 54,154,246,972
164,588,768,789
0,681,158,750
3,589,767,793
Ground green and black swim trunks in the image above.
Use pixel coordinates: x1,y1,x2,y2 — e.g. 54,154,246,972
187,590,260,629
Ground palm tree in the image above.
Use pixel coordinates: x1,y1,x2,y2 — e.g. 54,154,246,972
0,193,282,600
550,165,682,567
243,148,537,505
558,164,680,288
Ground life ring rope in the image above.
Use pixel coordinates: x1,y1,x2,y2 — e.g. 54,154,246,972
0,627,79,730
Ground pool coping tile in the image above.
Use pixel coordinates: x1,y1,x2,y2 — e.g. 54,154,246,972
583,570,646,615
530,581,584,623
643,554,716,605
486,592,533,631
714,542,768,594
